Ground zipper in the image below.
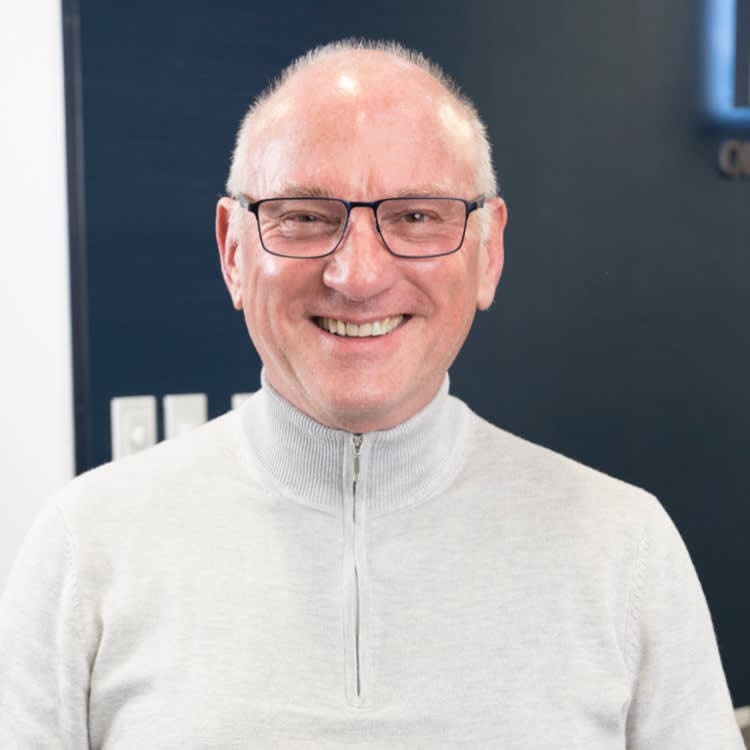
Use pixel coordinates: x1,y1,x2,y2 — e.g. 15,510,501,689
352,433,363,697
352,433,363,512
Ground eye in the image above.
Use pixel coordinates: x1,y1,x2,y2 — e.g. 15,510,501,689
389,207,442,224
278,211,339,226
286,213,319,223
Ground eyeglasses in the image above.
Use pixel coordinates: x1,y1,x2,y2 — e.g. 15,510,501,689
232,194,486,259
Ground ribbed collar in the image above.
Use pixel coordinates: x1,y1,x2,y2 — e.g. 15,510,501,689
238,372,470,516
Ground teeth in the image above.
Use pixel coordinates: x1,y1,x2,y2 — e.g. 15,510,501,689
317,315,405,338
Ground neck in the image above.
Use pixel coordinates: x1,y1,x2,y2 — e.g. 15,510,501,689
236,371,471,515
262,374,446,435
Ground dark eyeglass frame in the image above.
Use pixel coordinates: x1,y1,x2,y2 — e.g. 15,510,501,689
231,193,486,259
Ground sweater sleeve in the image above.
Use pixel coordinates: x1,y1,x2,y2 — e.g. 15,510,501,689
624,501,743,749
0,501,91,749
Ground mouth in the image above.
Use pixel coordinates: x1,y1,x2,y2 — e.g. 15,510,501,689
314,315,407,338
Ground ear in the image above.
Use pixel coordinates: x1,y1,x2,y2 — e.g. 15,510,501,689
476,197,507,311
216,197,244,310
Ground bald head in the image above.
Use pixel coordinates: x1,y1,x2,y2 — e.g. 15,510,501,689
225,40,497,202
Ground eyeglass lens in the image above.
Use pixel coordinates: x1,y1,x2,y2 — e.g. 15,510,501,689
256,198,469,257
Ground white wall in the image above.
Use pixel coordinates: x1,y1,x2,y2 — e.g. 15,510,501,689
0,2,74,592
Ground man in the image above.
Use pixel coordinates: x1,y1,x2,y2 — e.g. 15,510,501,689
0,40,743,749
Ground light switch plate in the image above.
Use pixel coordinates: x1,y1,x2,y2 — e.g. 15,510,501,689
110,396,157,460
163,393,208,439
231,392,254,410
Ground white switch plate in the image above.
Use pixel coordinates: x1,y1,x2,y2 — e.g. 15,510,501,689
231,392,254,410
163,393,208,439
110,396,157,460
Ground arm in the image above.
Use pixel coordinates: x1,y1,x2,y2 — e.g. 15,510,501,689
0,502,91,749
624,503,743,749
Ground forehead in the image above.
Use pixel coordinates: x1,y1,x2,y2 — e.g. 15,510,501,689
241,51,479,197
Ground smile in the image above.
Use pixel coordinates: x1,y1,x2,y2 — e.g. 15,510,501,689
315,315,405,338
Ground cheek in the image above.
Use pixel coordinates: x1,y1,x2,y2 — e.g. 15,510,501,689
237,251,280,341
240,251,321,332
240,248,289,309
241,247,282,287
442,262,481,321
446,273,483,354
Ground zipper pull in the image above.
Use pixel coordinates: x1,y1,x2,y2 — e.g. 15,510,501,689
352,433,363,484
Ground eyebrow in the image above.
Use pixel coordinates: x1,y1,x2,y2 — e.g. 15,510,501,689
392,184,453,198
278,183,335,198
277,183,455,199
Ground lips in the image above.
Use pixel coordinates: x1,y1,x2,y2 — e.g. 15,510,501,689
315,315,405,338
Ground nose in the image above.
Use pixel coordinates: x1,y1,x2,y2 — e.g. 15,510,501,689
321,207,398,301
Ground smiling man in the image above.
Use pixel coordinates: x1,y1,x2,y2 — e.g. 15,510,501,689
215,46,504,434
0,40,744,749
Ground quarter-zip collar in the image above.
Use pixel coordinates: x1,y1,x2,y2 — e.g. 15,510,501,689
239,371,470,515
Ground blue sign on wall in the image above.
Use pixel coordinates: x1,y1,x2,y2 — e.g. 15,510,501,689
704,0,750,122
737,0,749,105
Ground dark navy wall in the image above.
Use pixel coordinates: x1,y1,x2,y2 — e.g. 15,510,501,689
70,0,750,703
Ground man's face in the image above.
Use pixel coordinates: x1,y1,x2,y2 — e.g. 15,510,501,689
217,52,506,432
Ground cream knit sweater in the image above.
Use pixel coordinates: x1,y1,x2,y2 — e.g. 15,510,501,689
0,379,743,748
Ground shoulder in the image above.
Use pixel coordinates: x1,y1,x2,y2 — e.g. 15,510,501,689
451,396,673,542
53,407,249,537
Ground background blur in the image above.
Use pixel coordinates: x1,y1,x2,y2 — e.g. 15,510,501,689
1,0,748,706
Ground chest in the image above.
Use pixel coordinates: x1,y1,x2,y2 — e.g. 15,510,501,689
87,507,632,748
